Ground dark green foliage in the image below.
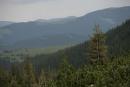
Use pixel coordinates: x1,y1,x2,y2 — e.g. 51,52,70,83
0,54,130,87
106,20,130,57
9,64,22,87
9,78,21,87
38,70,47,87
38,70,56,87
22,58,37,87
72,56,130,87
56,58,75,87
0,67,10,87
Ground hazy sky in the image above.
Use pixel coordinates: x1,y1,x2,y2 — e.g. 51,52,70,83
0,0,130,22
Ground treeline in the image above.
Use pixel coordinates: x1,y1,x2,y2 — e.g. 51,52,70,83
0,55,130,87
0,25,130,87
0,56,130,87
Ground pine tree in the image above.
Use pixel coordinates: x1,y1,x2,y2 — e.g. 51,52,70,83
9,77,21,87
10,64,23,86
47,79,57,87
38,70,48,87
88,25,108,65
0,67,10,87
22,58,37,87
56,57,75,87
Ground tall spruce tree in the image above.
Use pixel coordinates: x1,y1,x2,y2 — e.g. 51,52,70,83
22,58,37,87
88,25,108,65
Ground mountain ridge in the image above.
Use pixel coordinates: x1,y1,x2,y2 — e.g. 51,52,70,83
0,6,130,49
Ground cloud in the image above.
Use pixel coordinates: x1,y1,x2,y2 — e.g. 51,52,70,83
0,0,130,22
0,0,53,4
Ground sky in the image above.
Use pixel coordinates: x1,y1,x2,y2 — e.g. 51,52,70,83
0,0,130,22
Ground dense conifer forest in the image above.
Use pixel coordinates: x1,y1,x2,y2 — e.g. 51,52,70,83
0,20,130,87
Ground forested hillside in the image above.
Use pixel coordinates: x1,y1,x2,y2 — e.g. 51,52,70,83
0,0,130,86
106,20,130,57
31,19,130,70
0,20,130,87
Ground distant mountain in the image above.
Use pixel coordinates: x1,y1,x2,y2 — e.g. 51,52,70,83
35,16,77,24
0,21,14,27
0,6,130,49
